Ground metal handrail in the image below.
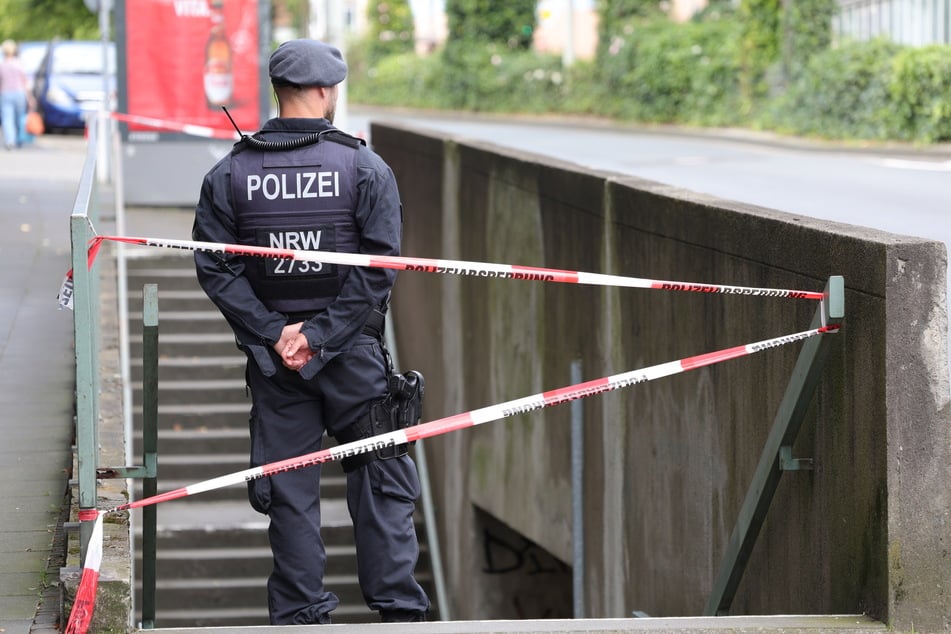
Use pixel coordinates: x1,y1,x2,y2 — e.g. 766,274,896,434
384,324,451,621
69,113,159,627
70,116,104,558
705,276,846,615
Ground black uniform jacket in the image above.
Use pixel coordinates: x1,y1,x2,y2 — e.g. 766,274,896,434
193,117,402,380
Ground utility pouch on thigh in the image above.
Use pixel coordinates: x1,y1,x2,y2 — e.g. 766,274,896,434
335,370,425,473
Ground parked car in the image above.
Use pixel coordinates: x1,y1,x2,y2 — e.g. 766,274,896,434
32,40,115,130
17,40,49,90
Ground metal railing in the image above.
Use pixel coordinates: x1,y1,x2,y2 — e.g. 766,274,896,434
705,276,845,615
70,114,159,627
834,0,951,45
69,116,105,558
385,325,451,621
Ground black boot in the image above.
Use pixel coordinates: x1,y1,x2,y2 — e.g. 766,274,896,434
380,609,428,622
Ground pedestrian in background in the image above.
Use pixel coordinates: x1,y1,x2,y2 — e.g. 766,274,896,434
192,39,430,625
0,39,32,150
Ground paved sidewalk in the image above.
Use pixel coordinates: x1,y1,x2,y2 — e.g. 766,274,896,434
0,133,197,633
0,134,88,634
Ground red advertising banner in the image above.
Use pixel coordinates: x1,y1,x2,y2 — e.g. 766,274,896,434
124,0,263,135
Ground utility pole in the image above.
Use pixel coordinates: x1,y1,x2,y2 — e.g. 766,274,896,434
84,0,112,183
563,0,575,68
310,0,350,134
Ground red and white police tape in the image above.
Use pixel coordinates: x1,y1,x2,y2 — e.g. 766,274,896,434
58,232,825,311
113,323,839,514
111,112,238,140
64,512,103,634
65,323,839,631
61,227,838,632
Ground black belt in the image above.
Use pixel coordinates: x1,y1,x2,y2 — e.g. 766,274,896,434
285,307,385,340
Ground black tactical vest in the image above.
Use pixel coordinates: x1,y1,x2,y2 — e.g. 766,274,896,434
230,134,360,315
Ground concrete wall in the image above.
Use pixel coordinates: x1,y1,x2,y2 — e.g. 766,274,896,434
372,123,951,633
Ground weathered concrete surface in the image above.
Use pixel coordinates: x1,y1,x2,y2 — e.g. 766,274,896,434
144,613,887,632
373,123,950,633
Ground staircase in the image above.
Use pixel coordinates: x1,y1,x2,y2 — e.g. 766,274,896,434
125,250,436,627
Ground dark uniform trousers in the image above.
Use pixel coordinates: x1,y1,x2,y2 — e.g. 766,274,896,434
244,333,430,624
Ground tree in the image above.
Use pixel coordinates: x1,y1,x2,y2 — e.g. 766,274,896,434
366,0,415,62
594,0,662,76
445,0,536,50
440,0,537,109
596,0,661,45
0,0,99,41
737,0,780,105
272,0,310,41
779,0,836,81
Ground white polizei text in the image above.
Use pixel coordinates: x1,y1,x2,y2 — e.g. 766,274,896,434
247,171,340,200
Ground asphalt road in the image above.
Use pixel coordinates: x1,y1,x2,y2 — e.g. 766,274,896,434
347,108,950,249
346,107,951,369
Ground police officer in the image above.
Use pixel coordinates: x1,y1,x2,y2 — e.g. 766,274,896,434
192,39,430,625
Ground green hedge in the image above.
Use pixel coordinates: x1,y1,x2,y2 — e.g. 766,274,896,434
889,45,951,142
348,22,951,143
766,39,901,140
350,42,566,112
586,18,743,125
767,40,951,143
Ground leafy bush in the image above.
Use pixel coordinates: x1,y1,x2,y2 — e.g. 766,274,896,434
590,18,743,125
596,0,665,61
764,39,951,142
349,44,566,114
766,39,902,139
348,13,951,143
738,0,780,104
440,44,566,112
889,45,951,142
778,0,836,81
348,50,447,109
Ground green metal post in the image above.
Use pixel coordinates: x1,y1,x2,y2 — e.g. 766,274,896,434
705,275,845,616
140,284,159,628
70,216,99,557
70,120,103,558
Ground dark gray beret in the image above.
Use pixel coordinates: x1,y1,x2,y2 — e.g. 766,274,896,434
269,39,347,87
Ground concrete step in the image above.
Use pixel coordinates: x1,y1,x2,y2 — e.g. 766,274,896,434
142,602,381,628
134,402,251,430
126,265,205,293
127,288,220,312
141,573,372,611
133,524,435,626
154,452,251,480
133,377,249,404
140,615,889,632
129,332,239,359
136,543,359,579
125,256,441,630
145,605,269,629
130,355,245,382
127,309,233,334
134,428,249,456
